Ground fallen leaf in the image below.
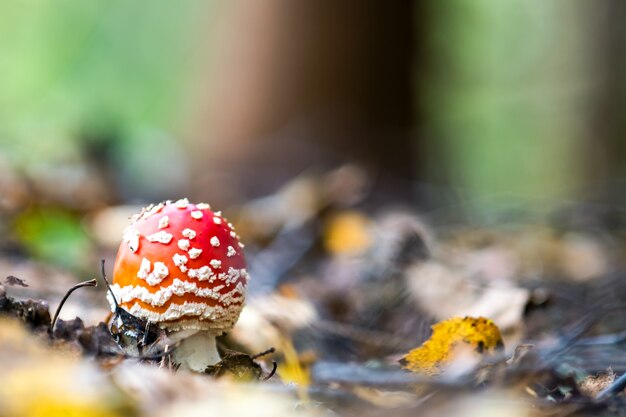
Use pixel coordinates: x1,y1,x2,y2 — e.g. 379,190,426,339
205,349,263,381
323,211,373,256
5,275,28,287
400,316,504,376
405,260,529,331
0,318,133,417
579,369,616,398
277,335,311,400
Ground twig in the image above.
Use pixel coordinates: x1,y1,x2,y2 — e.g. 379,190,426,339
251,347,275,360
50,279,97,335
100,259,119,309
575,330,626,347
262,361,278,381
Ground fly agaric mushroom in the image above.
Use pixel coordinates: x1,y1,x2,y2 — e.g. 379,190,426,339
108,198,248,371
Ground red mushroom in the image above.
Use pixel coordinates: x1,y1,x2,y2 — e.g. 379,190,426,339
108,198,248,371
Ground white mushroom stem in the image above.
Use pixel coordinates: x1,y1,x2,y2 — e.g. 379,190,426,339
168,329,221,372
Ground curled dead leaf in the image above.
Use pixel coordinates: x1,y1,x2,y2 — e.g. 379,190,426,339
579,369,616,398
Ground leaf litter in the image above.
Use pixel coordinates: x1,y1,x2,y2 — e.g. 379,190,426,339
5,170,626,416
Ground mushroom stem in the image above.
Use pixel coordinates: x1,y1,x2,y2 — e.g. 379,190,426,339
170,330,220,372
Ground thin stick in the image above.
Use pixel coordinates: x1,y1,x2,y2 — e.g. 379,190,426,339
251,347,275,360
262,362,278,381
100,259,119,309
50,279,97,335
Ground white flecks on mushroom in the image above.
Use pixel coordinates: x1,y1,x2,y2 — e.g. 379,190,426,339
123,227,141,253
219,267,249,285
141,204,154,216
173,253,188,267
127,301,243,328
173,254,188,273
175,198,189,208
238,242,245,249
214,211,222,216
213,217,222,225
210,236,220,247
196,203,210,210
136,259,169,285
182,228,196,239
142,202,165,219
158,216,169,229
188,248,202,259
191,210,203,220
210,259,222,269
137,258,151,279
226,246,236,257
111,280,225,307
228,222,235,229
147,231,173,244
229,231,237,238
144,262,169,286
219,282,246,306
187,266,213,281
178,239,190,251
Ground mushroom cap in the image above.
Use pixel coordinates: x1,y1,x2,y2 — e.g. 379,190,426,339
109,199,248,332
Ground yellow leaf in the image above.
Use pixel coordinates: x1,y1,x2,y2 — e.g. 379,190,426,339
401,316,504,376
276,336,311,401
323,211,372,255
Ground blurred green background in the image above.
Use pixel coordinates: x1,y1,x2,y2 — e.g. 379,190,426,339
0,1,206,162
1,0,625,270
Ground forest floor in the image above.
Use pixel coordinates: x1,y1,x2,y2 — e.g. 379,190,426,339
2,170,626,417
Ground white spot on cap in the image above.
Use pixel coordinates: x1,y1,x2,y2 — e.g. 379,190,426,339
173,253,188,273
210,259,222,269
158,216,169,229
175,198,189,208
111,280,225,307
182,228,196,239
210,236,220,247
215,211,222,216
137,258,151,278
173,253,188,266
147,231,173,244
196,203,211,210
230,231,237,238
238,242,245,249
142,203,164,219
188,248,202,259
191,210,203,220
178,239,190,251
213,217,222,224
123,227,141,253
227,246,236,257
145,262,169,286
187,266,212,281
222,267,248,285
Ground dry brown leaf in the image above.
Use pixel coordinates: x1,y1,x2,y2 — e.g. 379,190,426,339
578,369,616,398
405,260,529,331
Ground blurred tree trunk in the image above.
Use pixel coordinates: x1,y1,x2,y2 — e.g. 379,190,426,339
587,1,626,202
186,0,417,206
